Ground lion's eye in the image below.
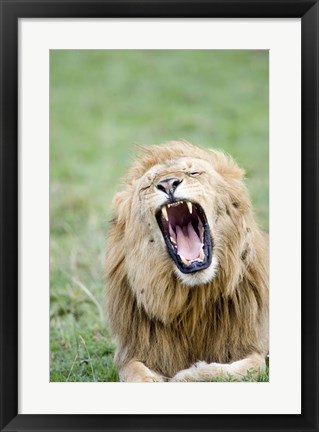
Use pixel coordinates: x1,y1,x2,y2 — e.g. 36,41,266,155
140,184,151,192
189,171,200,176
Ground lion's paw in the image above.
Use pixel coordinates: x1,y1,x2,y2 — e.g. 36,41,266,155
170,362,208,382
142,372,165,382
141,376,160,382
194,361,208,368
132,373,163,382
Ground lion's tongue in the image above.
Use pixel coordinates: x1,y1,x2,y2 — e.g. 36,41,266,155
175,223,202,260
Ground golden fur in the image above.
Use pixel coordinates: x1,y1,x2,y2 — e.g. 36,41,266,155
105,140,268,381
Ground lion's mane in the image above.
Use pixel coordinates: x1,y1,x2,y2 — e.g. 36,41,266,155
105,141,268,378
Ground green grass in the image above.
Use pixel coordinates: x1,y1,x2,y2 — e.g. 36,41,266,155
50,50,269,382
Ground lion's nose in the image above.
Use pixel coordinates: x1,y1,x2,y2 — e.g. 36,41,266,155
156,177,183,195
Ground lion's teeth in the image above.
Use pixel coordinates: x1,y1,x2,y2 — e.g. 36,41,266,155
199,248,205,261
170,236,176,245
187,202,192,214
179,254,189,266
161,206,168,221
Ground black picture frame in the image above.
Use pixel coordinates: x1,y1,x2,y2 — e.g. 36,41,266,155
1,1,318,431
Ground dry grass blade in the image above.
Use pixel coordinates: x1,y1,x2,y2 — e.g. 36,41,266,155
79,335,96,381
66,352,78,382
71,276,104,323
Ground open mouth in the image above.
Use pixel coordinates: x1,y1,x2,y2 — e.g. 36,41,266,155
156,200,213,274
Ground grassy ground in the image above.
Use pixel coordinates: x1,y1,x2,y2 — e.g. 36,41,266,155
50,50,269,382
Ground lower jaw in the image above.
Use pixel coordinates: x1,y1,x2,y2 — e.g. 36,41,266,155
166,234,213,274
174,256,218,286
174,262,212,274
167,247,213,274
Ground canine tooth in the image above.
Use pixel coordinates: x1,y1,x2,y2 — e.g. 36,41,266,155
179,255,189,266
187,202,193,214
199,248,205,261
161,206,168,221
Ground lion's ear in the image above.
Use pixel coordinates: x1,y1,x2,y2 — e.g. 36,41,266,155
112,190,131,224
208,150,245,181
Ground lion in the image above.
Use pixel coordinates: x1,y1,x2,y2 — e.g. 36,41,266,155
105,140,268,382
